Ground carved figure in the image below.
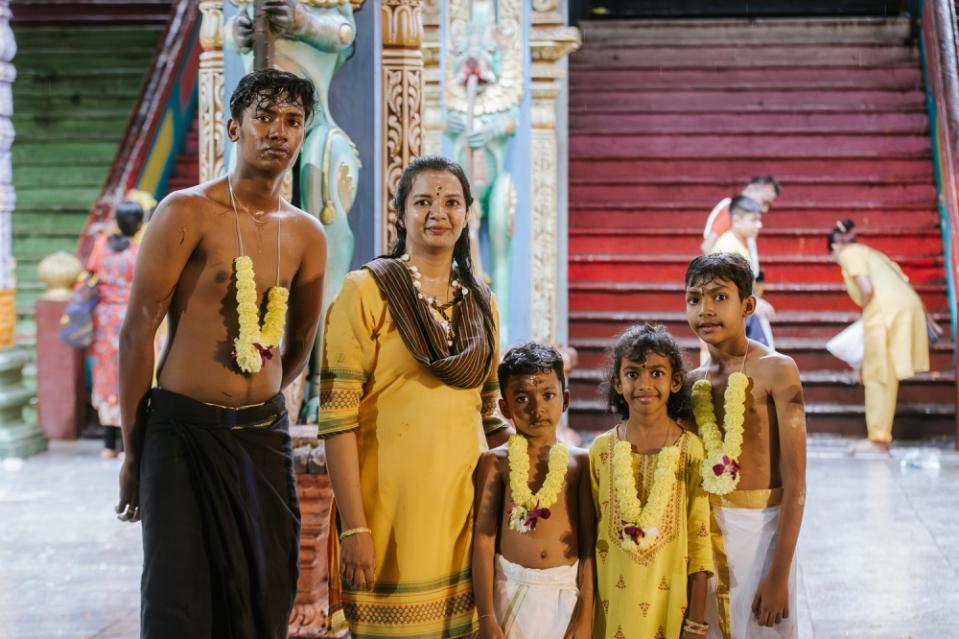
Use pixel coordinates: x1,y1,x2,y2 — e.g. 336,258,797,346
444,2,518,335
228,0,361,419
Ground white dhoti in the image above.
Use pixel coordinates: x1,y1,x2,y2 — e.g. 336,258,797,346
493,554,579,639
705,489,798,639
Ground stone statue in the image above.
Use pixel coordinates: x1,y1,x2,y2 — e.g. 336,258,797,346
227,0,362,420
444,2,518,336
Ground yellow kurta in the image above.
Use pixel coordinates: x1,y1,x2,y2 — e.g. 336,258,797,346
590,429,714,639
319,270,503,639
838,243,929,383
838,243,929,442
712,231,750,262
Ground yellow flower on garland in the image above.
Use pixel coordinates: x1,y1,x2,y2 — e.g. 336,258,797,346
692,372,748,495
612,434,680,551
233,255,289,374
507,434,569,533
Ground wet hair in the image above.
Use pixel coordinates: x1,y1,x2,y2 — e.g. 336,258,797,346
108,200,145,252
749,175,782,196
387,156,491,317
826,218,857,253
604,324,690,420
498,342,567,396
729,195,764,218
685,253,754,301
229,69,315,124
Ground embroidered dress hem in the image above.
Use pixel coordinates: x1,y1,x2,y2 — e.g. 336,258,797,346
342,568,477,639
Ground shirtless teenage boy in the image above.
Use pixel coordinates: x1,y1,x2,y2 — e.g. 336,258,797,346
684,254,806,639
473,343,595,639
116,69,327,636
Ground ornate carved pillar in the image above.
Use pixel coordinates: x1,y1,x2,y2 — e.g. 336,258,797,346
528,3,579,342
199,0,225,182
420,0,442,156
381,0,424,252
0,0,41,459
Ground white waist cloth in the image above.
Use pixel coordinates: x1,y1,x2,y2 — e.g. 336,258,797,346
705,504,798,639
493,554,579,639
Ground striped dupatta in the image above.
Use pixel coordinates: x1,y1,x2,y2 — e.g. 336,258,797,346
364,257,496,389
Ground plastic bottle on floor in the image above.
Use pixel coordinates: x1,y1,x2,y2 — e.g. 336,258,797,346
900,448,942,472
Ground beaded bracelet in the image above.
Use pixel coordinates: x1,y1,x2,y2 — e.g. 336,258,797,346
339,526,372,540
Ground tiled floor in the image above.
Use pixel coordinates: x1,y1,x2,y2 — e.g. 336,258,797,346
1,438,957,638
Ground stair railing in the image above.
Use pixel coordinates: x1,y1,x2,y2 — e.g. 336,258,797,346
917,0,959,438
75,0,201,261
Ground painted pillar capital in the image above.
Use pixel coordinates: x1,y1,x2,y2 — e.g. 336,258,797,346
199,0,226,182
381,0,424,252
420,0,442,156
528,6,580,343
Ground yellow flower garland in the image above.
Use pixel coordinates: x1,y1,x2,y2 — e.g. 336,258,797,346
233,255,289,374
691,372,748,495
507,434,569,533
612,432,680,552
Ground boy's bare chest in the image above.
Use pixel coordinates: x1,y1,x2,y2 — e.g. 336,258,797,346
185,233,299,295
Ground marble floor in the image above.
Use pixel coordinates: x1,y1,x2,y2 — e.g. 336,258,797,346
0,437,957,638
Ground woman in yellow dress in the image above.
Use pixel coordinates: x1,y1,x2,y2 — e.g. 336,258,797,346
590,325,714,639
319,156,509,638
828,219,932,454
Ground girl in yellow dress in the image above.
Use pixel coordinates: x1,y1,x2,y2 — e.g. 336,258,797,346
590,324,714,639
828,219,932,454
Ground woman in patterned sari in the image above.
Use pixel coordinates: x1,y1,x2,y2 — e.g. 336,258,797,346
88,201,144,458
320,156,509,638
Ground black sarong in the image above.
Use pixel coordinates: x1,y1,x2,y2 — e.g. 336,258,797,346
140,389,300,639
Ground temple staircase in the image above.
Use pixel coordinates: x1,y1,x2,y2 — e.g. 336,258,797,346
567,17,956,439
10,0,172,339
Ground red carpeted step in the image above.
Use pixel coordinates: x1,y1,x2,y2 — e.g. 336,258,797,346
577,17,913,45
568,253,944,284
568,399,955,440
569,89,925,112
569,228,943,257
568,369,955,406
570,111,928,135
570,134,930,159
569,179,936,204
572,44,918,68
569,66,922,91
569,336,955,375
568,203,939,230
568,281,950,313
569,158,933,180
568,310,949,340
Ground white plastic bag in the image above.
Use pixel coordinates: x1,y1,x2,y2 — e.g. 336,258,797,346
826,319,864,370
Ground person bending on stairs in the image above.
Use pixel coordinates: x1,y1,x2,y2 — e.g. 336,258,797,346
828,219,935,455
115,69,327,638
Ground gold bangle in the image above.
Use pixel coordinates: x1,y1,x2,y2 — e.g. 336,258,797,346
683,619,708,635
339,526,372,540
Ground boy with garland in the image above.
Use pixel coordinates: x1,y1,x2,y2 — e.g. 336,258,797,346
116,70,327,635
473,343,595,639
684,254,806,639
590,323,714,639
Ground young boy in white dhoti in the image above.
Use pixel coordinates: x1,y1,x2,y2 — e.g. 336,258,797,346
684,254,807,639
473,343,595,639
